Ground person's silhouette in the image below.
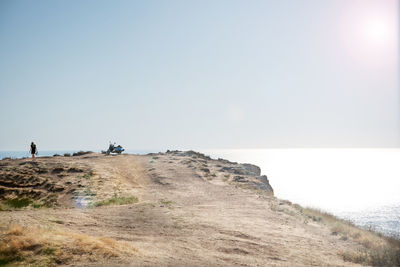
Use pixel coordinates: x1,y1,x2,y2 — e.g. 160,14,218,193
30,142,37,159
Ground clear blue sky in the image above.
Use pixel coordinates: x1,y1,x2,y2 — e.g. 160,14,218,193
0,0,398,150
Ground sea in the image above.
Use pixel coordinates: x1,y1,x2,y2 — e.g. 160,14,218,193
201,148,400,239
1,148,399,238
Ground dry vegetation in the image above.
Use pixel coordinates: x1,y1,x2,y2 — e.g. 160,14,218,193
298,206,400,266
0,225,136,266
268,199,400,266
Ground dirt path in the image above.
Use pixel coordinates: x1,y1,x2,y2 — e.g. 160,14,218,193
0,153,363,266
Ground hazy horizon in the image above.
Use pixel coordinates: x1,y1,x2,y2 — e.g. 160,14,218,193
1,0,399,150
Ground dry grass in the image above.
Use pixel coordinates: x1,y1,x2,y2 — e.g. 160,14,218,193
0,225,49,266
0,225,136,266
298,207,400,266
299,207,341,225
341,247,400,266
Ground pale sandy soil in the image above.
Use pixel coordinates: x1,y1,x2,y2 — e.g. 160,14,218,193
0,152,364,266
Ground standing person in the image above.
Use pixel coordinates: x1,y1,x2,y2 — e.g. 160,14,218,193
30,142,37,159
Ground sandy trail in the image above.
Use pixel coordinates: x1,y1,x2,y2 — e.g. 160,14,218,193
0,153,362,266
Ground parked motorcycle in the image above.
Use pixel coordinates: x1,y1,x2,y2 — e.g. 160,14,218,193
106,143,125,155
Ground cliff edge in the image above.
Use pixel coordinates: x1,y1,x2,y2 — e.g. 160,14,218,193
0,151,398,266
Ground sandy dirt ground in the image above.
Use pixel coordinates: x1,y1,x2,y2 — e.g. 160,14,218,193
0,152,363,266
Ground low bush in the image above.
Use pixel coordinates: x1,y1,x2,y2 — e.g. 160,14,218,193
92,196,138,207
5,198,32,209
72,151,92,157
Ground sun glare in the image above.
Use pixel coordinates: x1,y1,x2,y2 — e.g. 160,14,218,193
338,0,398,68
364,18,391,46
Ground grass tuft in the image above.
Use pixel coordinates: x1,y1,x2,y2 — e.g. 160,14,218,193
92,196,138,207
159,199,173,206
83,170,94,179
5,198,32,209
32,201,44,209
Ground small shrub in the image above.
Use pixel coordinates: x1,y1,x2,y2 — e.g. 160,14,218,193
83,170,95,179
92,196,138,207
83,171,93,179
42,247,56,255
5,198,32,209
72,151,92,157
341,250,368,264
32,202,44,209
159,199,173,206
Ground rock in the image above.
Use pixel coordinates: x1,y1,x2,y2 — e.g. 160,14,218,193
200,168,210,173
67,167,84,173
256,175,269,184
233,176,246,182
242,164,261,176
253,175,274,192
220,164,259,176
168,150,212,160
52,167,64,174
